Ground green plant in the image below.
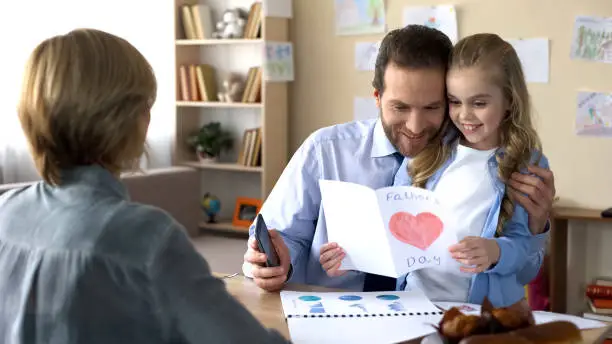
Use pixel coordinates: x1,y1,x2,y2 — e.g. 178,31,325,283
187,122,233,158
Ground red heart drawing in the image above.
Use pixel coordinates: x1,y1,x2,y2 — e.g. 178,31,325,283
388,211,444,250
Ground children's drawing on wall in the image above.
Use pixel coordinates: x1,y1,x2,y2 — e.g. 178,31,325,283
575,91,612,137
571,16,612,64
402,5,458,43
334,0,386,36
355,41,380,71
263,41,294,81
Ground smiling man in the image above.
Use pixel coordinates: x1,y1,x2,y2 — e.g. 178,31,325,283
242,25,556,292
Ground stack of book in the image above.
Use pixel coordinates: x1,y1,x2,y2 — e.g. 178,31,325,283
243,2,262,39
179,4,214,40
237,128,262,167
178,64,218,102
584,277,612,322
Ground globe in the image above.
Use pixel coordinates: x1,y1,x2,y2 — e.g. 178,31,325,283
201,193,221,223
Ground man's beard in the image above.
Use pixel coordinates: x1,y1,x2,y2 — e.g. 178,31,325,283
380,111,438,158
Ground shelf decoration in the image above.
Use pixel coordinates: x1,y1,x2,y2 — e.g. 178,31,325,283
187,122,233,163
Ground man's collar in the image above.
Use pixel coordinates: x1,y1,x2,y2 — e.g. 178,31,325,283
370,118,398,158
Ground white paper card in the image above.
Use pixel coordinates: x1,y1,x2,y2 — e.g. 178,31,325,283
263,41,294,81
319,181,457,277
575,91,612,137
571,16,612,64
353,97,378,121
355,41,380,71
402,5,458,43
263,0,292,18
506,38,550,83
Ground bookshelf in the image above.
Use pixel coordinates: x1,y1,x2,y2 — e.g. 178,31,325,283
173,0,290,234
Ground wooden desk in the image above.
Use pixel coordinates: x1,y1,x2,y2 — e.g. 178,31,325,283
217,273,611,343
550,207,612,314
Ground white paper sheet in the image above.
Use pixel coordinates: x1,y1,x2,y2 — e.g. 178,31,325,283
283,289,442,344
263,0,292,18
334,0,386,36
353,97,378,121
355,41,380,71
506,38,550,83
571,16,612,64
281,289,441,317
402,5,458,43
575,91,612,137
287,317,438,344
319,180,457,277
263,41,294,82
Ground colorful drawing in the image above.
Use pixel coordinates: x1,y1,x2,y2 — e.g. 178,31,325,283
576,91,612,137
376,294,400,301
349,303,368,312
388,211,443,250
339,295,363,301
309,302,326,313
571,16,612,64
402,5,458,43
264,42,294,82
299,295,322,302
388,301,406,312
334,0,386,36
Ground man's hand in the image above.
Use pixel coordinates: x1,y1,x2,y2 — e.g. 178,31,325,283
243,229,291,292
319,242,347,277
449,237,500,273
508,165,556,235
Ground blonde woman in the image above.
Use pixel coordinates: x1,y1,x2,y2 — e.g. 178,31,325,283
0,29,288,344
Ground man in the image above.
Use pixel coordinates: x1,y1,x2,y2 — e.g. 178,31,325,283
243,25,555,292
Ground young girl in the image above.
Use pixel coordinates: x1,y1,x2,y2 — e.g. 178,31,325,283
397,33,549,307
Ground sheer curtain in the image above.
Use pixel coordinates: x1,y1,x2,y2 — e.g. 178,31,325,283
0,0,175,184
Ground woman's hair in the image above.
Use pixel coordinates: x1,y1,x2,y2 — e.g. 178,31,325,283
18,28,157,185
409,33,542,235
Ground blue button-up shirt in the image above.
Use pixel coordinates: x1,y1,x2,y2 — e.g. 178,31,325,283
244,118,404,290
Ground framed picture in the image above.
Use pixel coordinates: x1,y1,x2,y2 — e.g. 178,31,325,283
232,197,263,228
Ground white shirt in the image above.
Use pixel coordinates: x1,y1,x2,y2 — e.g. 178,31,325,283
405,144,498,302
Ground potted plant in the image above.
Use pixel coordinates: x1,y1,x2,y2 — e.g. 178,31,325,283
187,122,233,163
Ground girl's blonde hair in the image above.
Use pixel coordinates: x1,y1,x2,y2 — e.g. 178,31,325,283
18,28,157,185
409,33,542,235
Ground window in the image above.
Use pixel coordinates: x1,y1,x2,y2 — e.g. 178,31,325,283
0,0,175,183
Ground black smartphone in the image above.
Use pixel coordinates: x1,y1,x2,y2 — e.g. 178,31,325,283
254,213,280,267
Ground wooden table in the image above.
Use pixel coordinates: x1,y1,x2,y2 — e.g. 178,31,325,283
550,207,612,314
216,273,611,343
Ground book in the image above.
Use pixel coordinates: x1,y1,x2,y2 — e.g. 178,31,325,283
280,289,444,343
587,284,612,299
319,180,459,278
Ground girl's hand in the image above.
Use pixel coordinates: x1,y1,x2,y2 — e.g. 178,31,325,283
448,237,500,273
319,242,347,277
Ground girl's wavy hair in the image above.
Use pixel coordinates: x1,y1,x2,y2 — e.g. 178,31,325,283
409,33,542,235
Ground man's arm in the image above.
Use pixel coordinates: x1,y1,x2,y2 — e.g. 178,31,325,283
488,154,552,277
242,134,321,285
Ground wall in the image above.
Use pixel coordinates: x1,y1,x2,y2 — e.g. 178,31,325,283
290,0,612,210
288,0,612,314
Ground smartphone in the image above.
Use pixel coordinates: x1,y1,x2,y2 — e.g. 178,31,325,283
254,213,280,267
